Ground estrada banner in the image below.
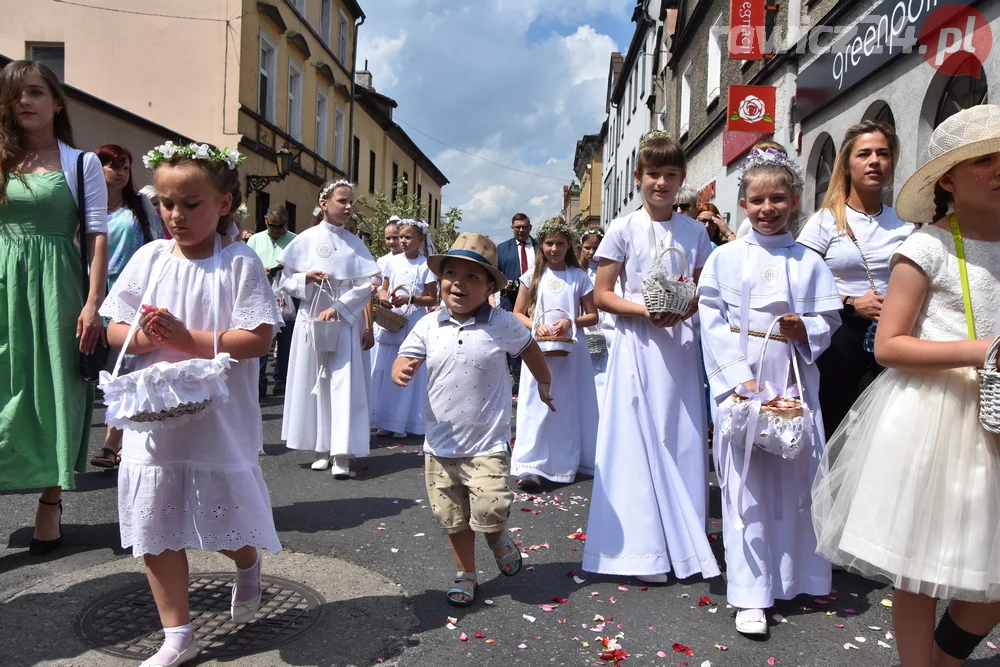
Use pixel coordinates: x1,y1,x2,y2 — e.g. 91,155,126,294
726,85,776,133
729,0,766,60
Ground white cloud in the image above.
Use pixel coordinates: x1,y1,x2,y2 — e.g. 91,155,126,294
356,1,628,243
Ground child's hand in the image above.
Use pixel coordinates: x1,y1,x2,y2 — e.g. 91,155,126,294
778,314,807,341
550,318,572,337
317,308,339,322
537,381,556,412
390,292,410,308
141,306,193,350
306,270,328,285
393,358,420,386
742,379,758,394
536,322,553,338
137,305,165,348
361,328,374,351
681,298,699,321
647,309,682,328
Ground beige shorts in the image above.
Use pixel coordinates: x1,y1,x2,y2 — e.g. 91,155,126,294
424,451,513,534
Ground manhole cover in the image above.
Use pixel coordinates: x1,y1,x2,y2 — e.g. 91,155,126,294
75,573,324,661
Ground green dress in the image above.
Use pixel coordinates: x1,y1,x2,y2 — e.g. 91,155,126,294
0,172,93,490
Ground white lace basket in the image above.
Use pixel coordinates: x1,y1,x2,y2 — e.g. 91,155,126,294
533,307,577,357
979,335,1000,433
99,238,231,433
642,245,696,316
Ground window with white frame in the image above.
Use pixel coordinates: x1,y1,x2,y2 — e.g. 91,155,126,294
632,62,639,111
316,89,329,159
640,40,646,99
680,65,691,137
320,0,332,46
287,60,303,140
338,11,349,64
334,106,345,170
707,17,722,104
631,148,637,192
258,31,277,123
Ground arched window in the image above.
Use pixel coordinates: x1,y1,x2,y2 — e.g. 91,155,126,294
935,73,988,128
873,103,895,128
814,136,836,211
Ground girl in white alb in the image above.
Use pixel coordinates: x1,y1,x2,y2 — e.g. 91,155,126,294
512,219,599,488
582,132,719,583
580,228,613,409
373,220,439,438
278,181,380,479
368,221,402,422
100,143,281,667
698,149,842,637
812,105,1000,664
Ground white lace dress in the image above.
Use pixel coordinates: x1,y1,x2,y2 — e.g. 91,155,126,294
100,240,283,557
812,225,1000,602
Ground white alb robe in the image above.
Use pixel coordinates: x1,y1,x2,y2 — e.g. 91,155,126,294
512,266,599,481
582,208,720,579
698,229,842,609
277,222,379,457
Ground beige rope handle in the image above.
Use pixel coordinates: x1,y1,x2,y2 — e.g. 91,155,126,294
651,244,691,279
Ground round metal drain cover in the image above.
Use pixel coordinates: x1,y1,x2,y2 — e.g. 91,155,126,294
75,573,324,661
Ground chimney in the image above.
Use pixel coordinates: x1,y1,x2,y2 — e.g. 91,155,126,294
355,70,374,91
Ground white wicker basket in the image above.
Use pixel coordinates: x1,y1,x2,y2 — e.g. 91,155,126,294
533,307,577,357
979,335,1000,433
642,245,696,316
585,330,607,355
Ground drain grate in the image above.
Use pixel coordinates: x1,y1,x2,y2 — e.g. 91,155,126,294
75,573,324,661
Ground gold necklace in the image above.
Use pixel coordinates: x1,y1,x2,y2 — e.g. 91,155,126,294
25,140,58,154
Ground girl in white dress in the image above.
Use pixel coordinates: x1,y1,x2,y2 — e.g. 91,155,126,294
812,105,1000,666
698,149,841,637
101,143,282,667
369,220,402,421
512,218,599,490
582,131,719,583
581,229,612,409
278,180,380,479
373,220,439,438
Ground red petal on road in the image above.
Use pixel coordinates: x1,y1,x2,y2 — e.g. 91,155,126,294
698,596,712,606
553,597,568,603
672,643,694,656
474,632,486,638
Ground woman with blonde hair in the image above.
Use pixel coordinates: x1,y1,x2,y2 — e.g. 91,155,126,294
0,60,108,553
797,120,914,436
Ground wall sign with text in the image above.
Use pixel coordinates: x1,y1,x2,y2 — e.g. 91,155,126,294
729,0,767,60
727,85,776,133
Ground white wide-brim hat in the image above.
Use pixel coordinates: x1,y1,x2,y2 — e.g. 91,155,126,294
897,104,1000,223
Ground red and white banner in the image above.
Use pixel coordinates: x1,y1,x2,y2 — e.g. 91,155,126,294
728,0,766,60
726,85,776,133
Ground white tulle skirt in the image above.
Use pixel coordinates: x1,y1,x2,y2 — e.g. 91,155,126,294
812,366,1000,602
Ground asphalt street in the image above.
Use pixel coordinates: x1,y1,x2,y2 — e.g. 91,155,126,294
2,393,1000,667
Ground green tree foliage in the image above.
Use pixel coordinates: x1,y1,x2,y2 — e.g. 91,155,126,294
354,178,461,257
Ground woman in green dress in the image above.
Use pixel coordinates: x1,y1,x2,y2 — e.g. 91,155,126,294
0,60,108,554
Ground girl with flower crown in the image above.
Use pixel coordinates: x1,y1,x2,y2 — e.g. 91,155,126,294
511,217,599,490
813,105,1000,666
373,219,439,438
277,180,380,479
582,131,720,583
99,142,282,666
698,148,841,637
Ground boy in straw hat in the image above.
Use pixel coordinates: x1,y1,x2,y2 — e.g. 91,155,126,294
392,232,555,607
812,105,1000,665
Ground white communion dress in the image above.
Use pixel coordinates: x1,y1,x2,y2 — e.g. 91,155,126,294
512,265,599,481
812,225,1000,602
699,230,842,609
582,208,720,579
100,239,283,557
277,221,380,459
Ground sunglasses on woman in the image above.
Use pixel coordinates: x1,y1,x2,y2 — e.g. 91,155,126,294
674,203,692,212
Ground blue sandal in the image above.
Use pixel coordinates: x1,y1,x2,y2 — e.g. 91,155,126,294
488,530,523,577
446,571,477,607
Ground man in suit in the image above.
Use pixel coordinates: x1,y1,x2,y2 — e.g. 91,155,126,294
495,213,537,396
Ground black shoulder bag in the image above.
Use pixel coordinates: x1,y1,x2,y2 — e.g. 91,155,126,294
76,152,111,382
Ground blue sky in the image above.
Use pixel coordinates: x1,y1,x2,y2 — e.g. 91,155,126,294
356,1,635,240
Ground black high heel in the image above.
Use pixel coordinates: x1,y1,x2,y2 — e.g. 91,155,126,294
29,498,63,556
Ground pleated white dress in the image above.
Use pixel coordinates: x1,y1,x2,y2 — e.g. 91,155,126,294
582,209,720,579
368,252,394,421
699,230,841,609
585,261,613,415
100,240,282,557
372,253,435,435
512,266,599,481
813,226,1000,602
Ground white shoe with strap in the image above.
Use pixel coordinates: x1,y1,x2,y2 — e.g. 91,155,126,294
735,608,768,636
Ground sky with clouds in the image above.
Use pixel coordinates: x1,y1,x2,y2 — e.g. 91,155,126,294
356,1,636,242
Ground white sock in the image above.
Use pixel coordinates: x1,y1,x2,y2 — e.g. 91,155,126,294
235,551,261,602
149,624,192,662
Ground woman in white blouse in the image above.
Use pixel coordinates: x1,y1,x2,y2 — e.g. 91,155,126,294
797,121,914,437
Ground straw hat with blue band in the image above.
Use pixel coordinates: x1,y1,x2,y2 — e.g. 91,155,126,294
427,232,509,288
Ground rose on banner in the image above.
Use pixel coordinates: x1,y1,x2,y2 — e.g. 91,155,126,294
727,85,776,133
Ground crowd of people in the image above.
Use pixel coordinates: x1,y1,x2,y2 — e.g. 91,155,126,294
2,57,1000,667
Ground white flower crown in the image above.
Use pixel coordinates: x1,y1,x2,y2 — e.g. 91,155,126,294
319,179,354,200
142,141,245,171
235,202,249,222
739,148,805,192
399,218,429,234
